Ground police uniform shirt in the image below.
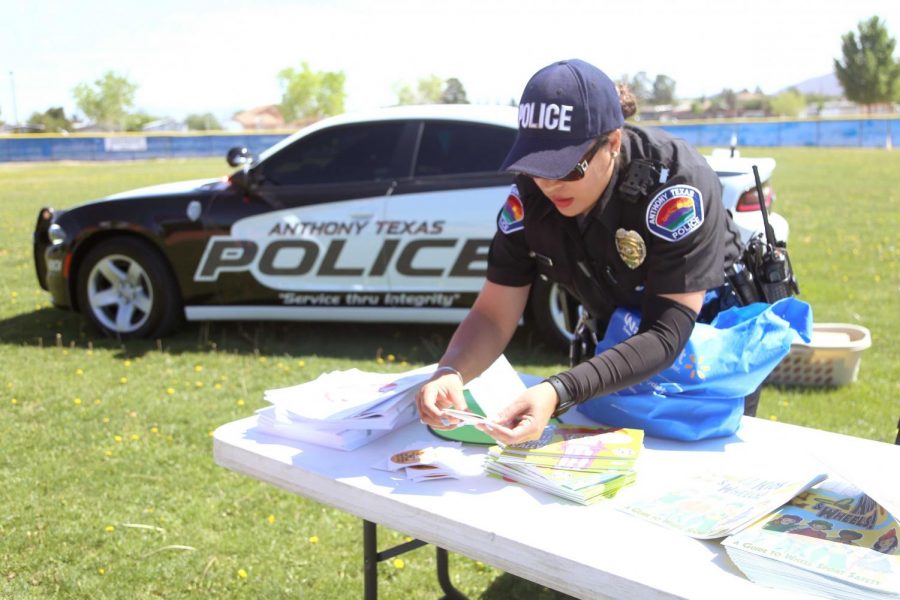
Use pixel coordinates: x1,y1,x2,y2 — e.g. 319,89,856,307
487,124,743,321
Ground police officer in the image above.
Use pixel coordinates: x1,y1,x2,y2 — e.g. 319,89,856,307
416,59,750,445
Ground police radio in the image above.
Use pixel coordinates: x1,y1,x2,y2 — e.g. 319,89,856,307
735,166,799,304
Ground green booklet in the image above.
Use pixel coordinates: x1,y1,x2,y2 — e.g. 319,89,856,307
485,460,637,505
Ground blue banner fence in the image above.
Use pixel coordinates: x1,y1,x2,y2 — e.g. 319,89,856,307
0,118,896,162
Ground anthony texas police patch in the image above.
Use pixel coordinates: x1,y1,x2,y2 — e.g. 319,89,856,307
498,185,525,234
645,185,704,242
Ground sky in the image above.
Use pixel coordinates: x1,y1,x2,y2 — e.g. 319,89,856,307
2,0,899,125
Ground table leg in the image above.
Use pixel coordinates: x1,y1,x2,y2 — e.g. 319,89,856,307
436,546,468,600
364,520,378,600
362,520,469,599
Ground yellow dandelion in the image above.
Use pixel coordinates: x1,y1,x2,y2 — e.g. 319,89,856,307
277,362,285,369
208,430,214,437
124,360,131,368
219,374,228,381
114,435,123,443
237,398,245,407
76,368,84,376
120,376,128,384
6,383,12,389
150,426,159,434
781,400,789,407
194,365,203,372
308,535,319,544
10,398,17,405
297,360,305,368
392,558,405,569
769,415,779,421
387,354,395,362
130,434,140,441
104,450,113,457
98,568,105,575
94,399,101,405
258,356,268,363
102,417,110,424
213,383,222,390
376,357,385,364
73,398,82,406
267,514,276,525
195,381,204,388
166,387,175,395
238,568,248,579
105,525,115,533
128,411,137,418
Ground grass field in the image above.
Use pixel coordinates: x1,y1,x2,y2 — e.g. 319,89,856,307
0,150,898,599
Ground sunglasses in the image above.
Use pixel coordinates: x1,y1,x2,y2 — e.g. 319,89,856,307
556,141,604,182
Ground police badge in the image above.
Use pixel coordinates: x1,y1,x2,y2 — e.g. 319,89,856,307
615,228,646,269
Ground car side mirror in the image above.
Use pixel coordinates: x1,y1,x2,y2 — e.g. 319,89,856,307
226,146,253,167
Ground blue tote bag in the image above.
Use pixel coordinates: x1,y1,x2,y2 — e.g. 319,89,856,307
577,297,813,441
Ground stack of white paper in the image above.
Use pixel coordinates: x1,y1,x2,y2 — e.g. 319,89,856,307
256,364,436,451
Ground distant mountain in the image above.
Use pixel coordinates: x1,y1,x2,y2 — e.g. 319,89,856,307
781,73,844,97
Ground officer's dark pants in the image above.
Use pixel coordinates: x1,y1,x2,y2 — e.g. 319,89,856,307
743,386,762,417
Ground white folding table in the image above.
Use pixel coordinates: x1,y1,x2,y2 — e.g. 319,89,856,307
214,413,899,599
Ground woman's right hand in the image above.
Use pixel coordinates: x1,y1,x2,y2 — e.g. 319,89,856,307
416,372,467,430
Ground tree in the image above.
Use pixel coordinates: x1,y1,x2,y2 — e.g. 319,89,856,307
394,75,444,105
834,16,900,111
185,113,222,131
27,107,72,132
769,89,806,117
714,88,738,113
650,74,677,105
72,71,138,130
277,62,346,122
124,112,155,132
441,78,469,104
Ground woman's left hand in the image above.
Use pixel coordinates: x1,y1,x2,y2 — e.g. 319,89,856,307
476,382,558,444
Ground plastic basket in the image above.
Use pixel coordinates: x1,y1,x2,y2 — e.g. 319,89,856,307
766,323,872,387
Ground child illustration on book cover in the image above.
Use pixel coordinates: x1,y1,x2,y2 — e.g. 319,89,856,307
788,519,833,539
762,514,802,532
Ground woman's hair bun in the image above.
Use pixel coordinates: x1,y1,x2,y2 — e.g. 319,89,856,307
617,83,637,119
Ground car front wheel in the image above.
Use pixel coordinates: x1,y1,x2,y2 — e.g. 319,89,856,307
528,278,579,353
76,237,181,339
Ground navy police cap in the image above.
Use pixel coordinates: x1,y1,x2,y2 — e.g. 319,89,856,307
500,59,624,180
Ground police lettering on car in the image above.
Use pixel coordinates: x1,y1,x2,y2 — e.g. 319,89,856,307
416,59,809,445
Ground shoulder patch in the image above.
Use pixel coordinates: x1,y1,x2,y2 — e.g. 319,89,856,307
498,184,525,234
645,185,704,242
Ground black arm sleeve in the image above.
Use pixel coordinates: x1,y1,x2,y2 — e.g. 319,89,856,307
552,295,698,408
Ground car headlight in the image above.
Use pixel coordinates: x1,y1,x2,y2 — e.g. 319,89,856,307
48,223,67,245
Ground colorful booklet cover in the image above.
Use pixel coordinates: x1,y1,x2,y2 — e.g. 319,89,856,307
484,423,644,504
619,467,828,539
722,479,900,598
485,459,636,505
495,424,644,472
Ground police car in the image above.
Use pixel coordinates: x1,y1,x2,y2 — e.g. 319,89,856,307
33,104,787,348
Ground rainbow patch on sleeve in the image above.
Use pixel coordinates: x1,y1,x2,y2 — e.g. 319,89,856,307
498,185,525,234
645,185,704,242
